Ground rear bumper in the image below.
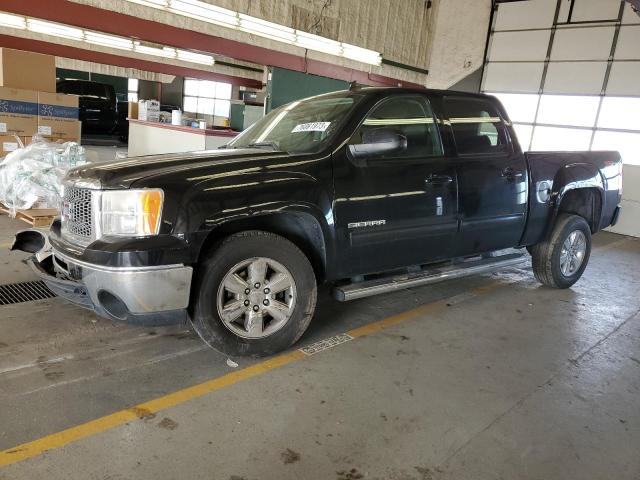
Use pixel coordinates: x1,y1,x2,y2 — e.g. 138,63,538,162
28,248,192,326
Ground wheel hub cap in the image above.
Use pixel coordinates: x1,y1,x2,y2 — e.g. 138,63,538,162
560,230,587,277
217,257,296,339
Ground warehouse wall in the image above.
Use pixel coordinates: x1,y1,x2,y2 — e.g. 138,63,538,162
68,0,489,88
426,0,493,89
483,0,640,237
69,0,432,85
266,67,348,111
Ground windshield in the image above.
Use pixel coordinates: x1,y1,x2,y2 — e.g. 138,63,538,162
227,93,362,154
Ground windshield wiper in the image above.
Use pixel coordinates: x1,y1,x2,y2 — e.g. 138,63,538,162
245,141,282,151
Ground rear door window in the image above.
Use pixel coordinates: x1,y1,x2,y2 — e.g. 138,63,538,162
444,97,509,155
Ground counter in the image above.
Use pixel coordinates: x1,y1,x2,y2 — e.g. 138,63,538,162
128,119,238,157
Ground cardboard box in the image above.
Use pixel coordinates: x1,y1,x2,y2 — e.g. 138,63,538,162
37,92,80,140
138,99,160,122
0,134,27,156
0,48,56,93
127,101,139,120
0,86,38,136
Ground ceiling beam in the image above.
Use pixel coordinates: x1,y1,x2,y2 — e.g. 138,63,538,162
0,0,422,88
0,34,263,88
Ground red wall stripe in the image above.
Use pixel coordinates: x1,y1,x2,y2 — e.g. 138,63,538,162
0,34,263,88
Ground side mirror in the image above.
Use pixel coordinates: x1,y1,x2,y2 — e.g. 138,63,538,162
348,128,407,163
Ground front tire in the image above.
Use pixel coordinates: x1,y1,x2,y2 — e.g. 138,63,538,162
191,230,317,357
530,213,591,288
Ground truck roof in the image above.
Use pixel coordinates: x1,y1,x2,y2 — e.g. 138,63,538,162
309,85,497,101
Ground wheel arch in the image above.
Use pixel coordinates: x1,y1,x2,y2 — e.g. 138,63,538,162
555,186,604,234
195,210,330,282
552,163,606,234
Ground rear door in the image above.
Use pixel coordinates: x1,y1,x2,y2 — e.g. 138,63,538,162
332,94,458,277
444,96,528,256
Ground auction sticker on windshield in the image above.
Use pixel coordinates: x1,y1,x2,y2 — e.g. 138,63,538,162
292,122,331,133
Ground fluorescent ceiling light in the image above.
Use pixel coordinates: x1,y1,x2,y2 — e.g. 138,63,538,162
84,31,134,50
134,41,176,58
176,49,215,65
342,44,382,65
168,0,238,27
27,19,84,40
0,12,26,29
0,9,221,68
295,31,342,55
127,0,168,7
121,0,382,65
238,14,296,43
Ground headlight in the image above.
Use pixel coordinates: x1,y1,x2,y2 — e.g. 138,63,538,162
100,189,164,236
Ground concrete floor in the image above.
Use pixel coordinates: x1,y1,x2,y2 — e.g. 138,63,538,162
0,213,639,480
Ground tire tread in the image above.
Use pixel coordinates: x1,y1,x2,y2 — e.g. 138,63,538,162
530,213,591,288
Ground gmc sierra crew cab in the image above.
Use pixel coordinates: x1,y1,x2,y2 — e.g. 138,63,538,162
13,87,623,356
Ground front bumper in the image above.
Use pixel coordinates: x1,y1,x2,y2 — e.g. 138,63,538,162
27,246,193,326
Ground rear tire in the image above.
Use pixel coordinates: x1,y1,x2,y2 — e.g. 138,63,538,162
530,213,591,289
191,230,317,357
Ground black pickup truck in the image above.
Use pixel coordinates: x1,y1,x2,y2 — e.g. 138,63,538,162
14,87,623,356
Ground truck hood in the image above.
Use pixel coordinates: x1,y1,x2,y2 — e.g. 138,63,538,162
66,148,291,189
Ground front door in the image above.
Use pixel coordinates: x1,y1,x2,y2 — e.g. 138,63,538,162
443,96,528,256
332,94,458,278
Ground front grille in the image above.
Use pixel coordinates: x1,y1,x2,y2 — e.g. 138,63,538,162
62,186,93,241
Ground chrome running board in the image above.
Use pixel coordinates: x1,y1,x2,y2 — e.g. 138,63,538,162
332,252,527,302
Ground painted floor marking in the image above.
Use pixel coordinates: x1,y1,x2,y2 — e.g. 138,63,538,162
0,279,507,468
300,333,353,355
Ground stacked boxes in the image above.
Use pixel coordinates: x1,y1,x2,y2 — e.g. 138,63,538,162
37,92,81,141
0,135,26,156
0,48,80,147
0,87,38,137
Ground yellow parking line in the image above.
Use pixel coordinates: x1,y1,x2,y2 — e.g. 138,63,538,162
0,351,304,467
0,280,505,468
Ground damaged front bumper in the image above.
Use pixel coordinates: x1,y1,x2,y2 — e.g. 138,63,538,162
13,230,192,326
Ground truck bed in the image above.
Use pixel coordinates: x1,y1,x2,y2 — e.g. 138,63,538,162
521,150,623,246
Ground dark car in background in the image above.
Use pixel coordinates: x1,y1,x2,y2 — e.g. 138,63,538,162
56,79,118,135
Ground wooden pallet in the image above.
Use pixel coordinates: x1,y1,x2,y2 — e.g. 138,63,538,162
0,203,58,228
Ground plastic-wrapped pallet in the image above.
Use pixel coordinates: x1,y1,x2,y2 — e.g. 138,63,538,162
0,135,88,215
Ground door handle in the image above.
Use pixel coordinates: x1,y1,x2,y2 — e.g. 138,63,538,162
501,167,523,179
425,174,453,186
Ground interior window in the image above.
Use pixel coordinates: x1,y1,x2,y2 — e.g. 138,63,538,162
445,97,508,155
57,81,81,96
350,96,443,159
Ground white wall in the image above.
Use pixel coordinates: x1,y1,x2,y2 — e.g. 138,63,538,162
609,165,640,237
